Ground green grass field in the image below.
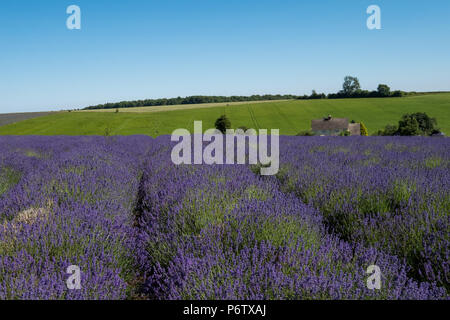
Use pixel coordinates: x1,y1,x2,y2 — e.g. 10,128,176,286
1,93,449,136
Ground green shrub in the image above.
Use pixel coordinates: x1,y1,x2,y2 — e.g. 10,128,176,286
398,115,420,136
214,115,231,134
377,124,398,136
339,130,350,136
377,112,438,136
296,130,315,136
360,122,369,136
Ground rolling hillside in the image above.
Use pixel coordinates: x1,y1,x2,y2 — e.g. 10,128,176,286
0,112,57,127
0,93,449,136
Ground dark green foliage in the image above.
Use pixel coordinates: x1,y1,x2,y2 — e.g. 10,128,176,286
83,80,424,111
342,76,361,95
391,90,404,97
324,78,406,99
377,112,439,136
377,124,398,136
84,94,300,110
409,112,437,134
375,125,395,136
214,115,231,134
309,90,326,99
296,130,315,136
398,113,438,136
377,84,391,97
398,116,420,136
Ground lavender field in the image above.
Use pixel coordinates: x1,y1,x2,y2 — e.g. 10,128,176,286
0,136,448,300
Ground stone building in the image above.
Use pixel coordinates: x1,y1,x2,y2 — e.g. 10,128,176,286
311,116,361,136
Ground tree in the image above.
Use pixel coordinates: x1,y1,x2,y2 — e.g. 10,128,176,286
398,116,420,136
309,90,325,99
342,76,361,95
377,84,391,97
391,90,403,97
377,112,438,136
360,122,369,136
409,112,437,135
398,113,437,136
377,124,398,136
215,115,231,134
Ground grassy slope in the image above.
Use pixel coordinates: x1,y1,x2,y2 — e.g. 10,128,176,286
0,112,57,127
0,93,449,136
80,100,290,113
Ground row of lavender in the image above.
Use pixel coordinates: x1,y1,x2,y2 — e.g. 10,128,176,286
0,136,157,299
133,137,447,299
0,136,448,299
275,137,449,291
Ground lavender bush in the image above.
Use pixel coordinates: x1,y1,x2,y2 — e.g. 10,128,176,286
0,136,448,299
275,137,449,291
0,136,155,299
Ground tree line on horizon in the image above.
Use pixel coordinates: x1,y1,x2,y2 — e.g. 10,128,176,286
83,95,299,110
81,76,429,110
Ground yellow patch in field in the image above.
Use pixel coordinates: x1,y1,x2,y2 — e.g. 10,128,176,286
0,204,54,255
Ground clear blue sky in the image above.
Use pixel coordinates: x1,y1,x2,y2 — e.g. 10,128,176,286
1,0,449,113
